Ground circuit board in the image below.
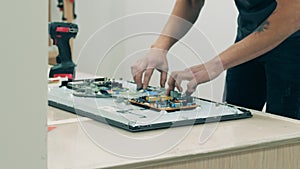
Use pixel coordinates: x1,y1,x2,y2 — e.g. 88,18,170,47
59,77,129,98
57,78,200,112
129,91,199,112
59,77,168,98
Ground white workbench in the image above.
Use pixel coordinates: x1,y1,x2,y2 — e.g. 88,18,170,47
48,105,300,169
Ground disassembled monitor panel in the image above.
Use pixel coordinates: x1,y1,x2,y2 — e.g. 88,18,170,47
48,77,252,132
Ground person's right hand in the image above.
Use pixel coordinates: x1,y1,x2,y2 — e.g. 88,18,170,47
166,58,224,96
131,48,169,89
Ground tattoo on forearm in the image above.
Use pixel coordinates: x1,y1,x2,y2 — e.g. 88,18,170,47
255,20,270,32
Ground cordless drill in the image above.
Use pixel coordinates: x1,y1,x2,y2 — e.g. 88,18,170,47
49,22,78,79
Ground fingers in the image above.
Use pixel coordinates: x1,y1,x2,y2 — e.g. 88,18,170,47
167,69,199,96
166,71,183,95
131,48,170,89
131,61,146,89
166,74,175,95
186,79,198,96
134,71,143,89
132,65,168,90
143,67,169,89
175,79,183,92
160,71,167,88
143,68,154,89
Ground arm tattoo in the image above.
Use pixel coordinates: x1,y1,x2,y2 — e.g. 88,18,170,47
255,20,270,32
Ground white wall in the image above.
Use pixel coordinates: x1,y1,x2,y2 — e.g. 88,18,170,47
0,0,47,169
64,0,238,102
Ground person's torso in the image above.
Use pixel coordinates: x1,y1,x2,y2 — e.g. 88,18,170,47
235,0,300,41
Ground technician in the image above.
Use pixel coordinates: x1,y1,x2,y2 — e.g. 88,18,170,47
131,0,300,119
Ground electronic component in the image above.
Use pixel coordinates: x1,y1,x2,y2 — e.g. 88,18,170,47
129,91,199,112
59,77,128,98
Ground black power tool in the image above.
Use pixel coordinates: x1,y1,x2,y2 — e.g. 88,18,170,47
49,22,78,79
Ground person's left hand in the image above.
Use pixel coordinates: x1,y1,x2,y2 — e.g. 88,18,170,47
166,59,224,96
131,48,169,89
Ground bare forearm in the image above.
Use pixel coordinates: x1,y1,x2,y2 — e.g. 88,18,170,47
217,0,300,70
152,0,205,50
